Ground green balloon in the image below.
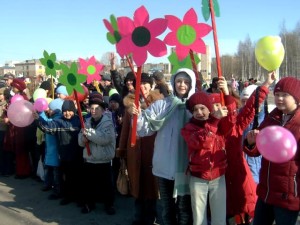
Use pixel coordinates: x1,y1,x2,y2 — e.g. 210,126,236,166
33,88,47,101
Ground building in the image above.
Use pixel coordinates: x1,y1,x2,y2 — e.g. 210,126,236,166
0,63,15,76
170,45,212,81
14,59,45,78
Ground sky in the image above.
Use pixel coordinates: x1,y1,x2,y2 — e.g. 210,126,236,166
0,0,299,66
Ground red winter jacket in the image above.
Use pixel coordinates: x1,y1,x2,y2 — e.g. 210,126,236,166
181,95,236,180
225,85,269,217
244,107,300,211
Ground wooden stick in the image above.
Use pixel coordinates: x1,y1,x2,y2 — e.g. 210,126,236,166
125,55,149,107
74,90,91,155
130,66,142,147
209,0,225,105
189,49,202,91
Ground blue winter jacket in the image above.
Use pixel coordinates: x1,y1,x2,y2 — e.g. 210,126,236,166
40,111,61,166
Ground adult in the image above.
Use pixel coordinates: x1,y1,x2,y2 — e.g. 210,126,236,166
206,77,220,93
118,73,163,225
3,73,15,101
152,71,170,98
4,79,32,179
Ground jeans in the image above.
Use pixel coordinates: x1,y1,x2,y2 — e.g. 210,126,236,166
253,198,299,225
158,177,193,225
189,175,226,225
44,165,61,195
133,198,157,225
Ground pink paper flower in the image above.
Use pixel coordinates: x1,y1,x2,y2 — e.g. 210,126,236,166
116,6,167,66
78,56,103,84
164,8,212,60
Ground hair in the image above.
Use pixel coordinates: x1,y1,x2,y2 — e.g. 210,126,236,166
227,85,242,108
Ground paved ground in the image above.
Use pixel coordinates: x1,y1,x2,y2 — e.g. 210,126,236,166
0,175,136,225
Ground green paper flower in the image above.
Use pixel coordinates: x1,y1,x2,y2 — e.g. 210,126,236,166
201,0,220,21
168,52,200,74
58,62,87,95
103,14,122,44
39,50,60,77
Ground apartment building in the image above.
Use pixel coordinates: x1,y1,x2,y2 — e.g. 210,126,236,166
14,59,45,78
0,63,15,76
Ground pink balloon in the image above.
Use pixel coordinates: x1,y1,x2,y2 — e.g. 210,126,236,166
10,94,24,104
7,100,34,127
34,98,48,112
256,126,297,163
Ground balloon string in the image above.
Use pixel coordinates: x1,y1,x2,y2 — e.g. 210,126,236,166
209,0,225,106
74,90,91,156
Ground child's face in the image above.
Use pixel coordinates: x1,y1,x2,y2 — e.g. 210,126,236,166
109,100,119,111
192,104,210,121
63,110,74,119
175,78,190,98
12,87,20,94
46,109,54,117
212,102,222,113
274,92,298,114
57,93,67,100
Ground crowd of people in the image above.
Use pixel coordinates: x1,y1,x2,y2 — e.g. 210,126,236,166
0,59,299,225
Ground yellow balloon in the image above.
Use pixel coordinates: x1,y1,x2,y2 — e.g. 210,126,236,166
46,97,53,104
255,36,285,71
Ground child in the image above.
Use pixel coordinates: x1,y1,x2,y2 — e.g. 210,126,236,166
34,100,83,206
181,77,235,225
78,92,116,215
244,76,300,225
217,73,274,225
40,98,64,201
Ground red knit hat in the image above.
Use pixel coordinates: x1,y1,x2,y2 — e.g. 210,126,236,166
186,91,213,112
11,78,26,92
209,93,221,104
274,77,300,103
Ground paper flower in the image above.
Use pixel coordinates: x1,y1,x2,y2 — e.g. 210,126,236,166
39,50,60,77
58,62,87,95
164,8,212,61
116,5,168,66
168,52,200,74
202,0,220,21
103,15,122,44
78,56,103,84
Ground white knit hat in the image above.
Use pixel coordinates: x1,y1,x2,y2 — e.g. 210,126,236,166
240,84,258,99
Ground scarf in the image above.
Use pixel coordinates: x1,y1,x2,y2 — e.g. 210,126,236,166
143,96,191,196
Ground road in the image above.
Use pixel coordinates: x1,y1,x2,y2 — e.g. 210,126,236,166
0,176,135,225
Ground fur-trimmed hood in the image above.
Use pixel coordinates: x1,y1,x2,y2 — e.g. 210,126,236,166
123,90,163,109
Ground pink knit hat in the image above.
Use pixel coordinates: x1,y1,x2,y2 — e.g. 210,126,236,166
274,77,300,103
186,91,213,112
